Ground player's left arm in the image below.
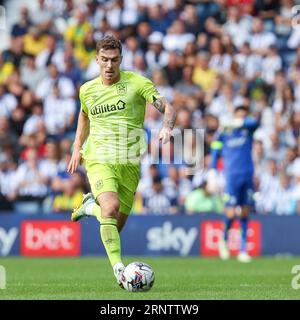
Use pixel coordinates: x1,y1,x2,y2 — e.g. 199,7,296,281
138,75,176,144
243,117,260,131
152,97,177,144
223,117,259,131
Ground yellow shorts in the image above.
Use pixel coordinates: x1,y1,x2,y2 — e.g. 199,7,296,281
84,160,140,215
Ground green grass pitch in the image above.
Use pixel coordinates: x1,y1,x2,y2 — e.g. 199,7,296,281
0,257,300,300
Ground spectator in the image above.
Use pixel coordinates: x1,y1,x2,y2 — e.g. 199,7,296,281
174,65,202,100
275,0,293,40
207,82,242,123
2,37,25,69
11,6,31,38
23,26,48,57
145,32,169,71
261,46,282,85
256,158,281,214
132,53,148,76
0,84,18,118
0,117,18,148
64,6,93,50
163,19,195,52
253,139,268,177
40,140,61,181
20,54,47,91
21,101,44,136
0,52,15,85
151,69,174,102
192,52,217,92
43,83,76,137
185,180,223,214
234,42,263,80
147,4,171,34
209,37,232,73
223,6,250,49
0,154,17,210
13,147,49,213
136,22,151,53
181,4,203,36
273,174,297,215
122,36,142,71
142,175,178,215
74,30,97,70
264,132,286,164
53,178,83,213
30,0,53,33
106,0,138,30
163,166,192,208
36,63,75,100
36,34,64,71
162,51,183,86
61,56,82,88
249,17,277,55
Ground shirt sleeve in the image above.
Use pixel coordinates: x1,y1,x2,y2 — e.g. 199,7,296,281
79,85,88,114
243,117,259,132
210,132,224,169
138,75,162,104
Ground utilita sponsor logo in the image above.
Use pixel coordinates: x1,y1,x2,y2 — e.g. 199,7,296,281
200,220,261,256
146,222,198,256
21,221,81,256
90,100,126,116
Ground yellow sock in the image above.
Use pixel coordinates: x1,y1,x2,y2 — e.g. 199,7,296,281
100,218,122,267
86,202,122,267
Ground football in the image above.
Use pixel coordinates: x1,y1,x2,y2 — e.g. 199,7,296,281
122,262,155,292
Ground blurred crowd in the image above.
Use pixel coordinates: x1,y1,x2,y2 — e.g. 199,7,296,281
0,0,300,215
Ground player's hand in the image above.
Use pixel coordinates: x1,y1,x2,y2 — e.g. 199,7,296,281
220,118,243,131
159,127,172,144
219,119,232,131
67,148,82,174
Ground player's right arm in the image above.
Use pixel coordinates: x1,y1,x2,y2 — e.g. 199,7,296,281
67,86,90,174
67,111,90,174
210,138,223,170
207,135,223,193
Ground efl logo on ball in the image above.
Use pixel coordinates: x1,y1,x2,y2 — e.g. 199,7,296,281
20,221,81,256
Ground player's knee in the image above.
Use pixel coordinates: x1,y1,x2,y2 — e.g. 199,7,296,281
241,206,250,218
225,207,236,219
101,202,120,219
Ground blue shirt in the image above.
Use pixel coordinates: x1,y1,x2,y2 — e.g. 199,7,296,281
210,118,259,177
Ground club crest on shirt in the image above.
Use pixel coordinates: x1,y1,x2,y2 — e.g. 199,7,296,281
116,83,127,95
95,179,103,190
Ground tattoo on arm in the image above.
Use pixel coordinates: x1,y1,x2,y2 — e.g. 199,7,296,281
153,97,176,129
163,110,176,130
153,97,166,113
